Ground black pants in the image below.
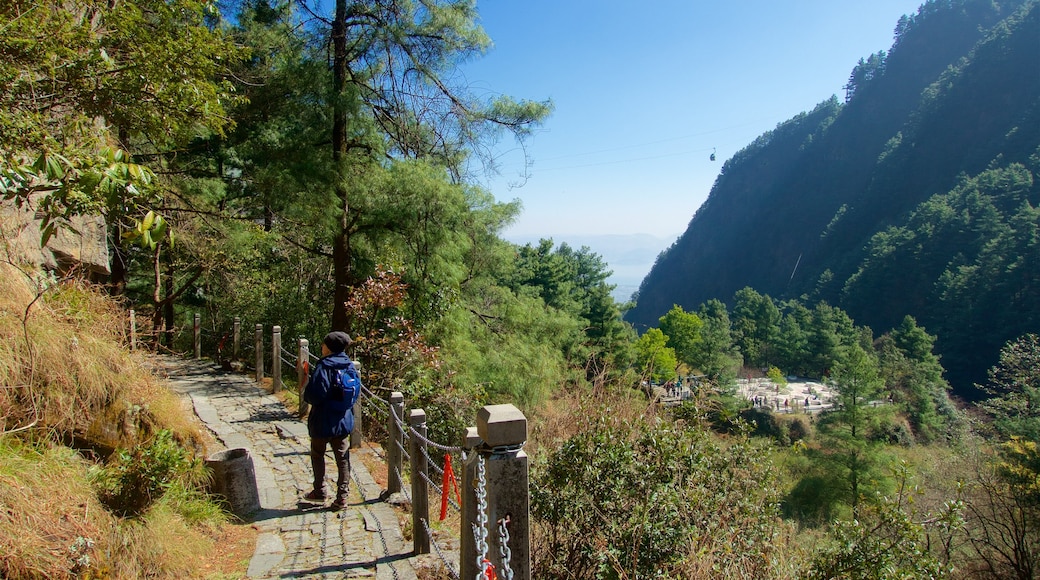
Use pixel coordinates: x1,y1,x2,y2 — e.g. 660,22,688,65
310,434,350,500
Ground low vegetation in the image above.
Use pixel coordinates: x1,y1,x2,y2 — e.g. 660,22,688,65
1,0,1037,578
0,263,239,579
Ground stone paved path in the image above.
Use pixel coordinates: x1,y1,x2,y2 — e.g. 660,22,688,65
154,355,419,580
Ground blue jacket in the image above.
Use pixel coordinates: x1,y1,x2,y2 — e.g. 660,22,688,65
304,352,360,438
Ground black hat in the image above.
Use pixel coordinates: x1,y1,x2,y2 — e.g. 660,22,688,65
323,331,352,353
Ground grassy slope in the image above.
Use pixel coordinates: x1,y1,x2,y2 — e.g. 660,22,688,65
0,262,253,579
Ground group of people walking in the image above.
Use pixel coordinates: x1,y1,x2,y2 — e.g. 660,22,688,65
748,393,822,413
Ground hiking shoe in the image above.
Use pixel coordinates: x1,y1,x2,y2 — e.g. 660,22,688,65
330,498,347,511
303,489,326,502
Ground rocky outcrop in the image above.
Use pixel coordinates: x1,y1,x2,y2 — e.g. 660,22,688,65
0,198,110,277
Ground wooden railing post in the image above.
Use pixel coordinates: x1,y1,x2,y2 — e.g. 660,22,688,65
193,312,201,359
255,324,264,384
271,326,282,393
387,392,404,495
233,317,241,360
129,309,137,351
461,405,530,580
350,360,363,449
297,338,310,419
409,409,430,555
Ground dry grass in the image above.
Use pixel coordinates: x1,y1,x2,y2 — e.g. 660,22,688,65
105,503,217,578
0,438,231,579
0,263,249,579
0,439,113,579
0,263,202,449
526,376,652,462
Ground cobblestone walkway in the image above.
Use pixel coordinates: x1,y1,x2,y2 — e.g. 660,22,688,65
154,355,418,580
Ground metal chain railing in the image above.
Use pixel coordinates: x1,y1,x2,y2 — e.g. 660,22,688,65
393,466,411,502
379,386,470,573
472,454,490,580
422,517,461,579
497,517,513,580
169,312,527,579
349,465,402,580
415,434,463,514
361,384,391,417
279,344,296,368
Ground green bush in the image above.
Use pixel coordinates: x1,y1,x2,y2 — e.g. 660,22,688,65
783,474,845,526
531,414,785,578
803,470,961,579
93,430,195,518
787,416,810,442
732,404,812,446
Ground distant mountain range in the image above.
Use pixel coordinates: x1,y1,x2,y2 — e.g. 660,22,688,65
625,0,1040,398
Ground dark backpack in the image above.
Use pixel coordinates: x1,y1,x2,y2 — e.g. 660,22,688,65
328,365,360,409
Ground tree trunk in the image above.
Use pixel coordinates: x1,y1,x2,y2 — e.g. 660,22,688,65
330,0,353,331
164,251,175,347
109,228,127,296
110,126,130,296
332,227,352,331
150,243,162,349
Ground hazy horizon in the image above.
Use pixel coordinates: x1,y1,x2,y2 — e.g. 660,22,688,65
505,232,678,303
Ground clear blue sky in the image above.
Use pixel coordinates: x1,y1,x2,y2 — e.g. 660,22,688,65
460,1,926,240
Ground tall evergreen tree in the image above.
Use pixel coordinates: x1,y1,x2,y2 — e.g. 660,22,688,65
635,328,678,384
659,304,704,370
877,315,960,442
692,299,742,383
731,287,781,368
318,0,551,329
816,343,891,515
979,333,1040,442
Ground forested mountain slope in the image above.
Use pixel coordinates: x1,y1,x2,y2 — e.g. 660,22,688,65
626,0,1040,398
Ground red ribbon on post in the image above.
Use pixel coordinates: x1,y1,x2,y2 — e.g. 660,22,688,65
440,452,461,520
483,558,497,580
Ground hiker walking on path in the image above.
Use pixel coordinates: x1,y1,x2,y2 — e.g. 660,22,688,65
163,354,420,577
303,331,361,511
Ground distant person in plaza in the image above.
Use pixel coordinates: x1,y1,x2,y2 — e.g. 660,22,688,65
303,331,361,511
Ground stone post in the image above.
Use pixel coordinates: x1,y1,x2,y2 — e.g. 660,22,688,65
387,392,404,495
233,317,241,360
129,309,137,351
409,409,430,555
255,324,264,384
350,361,363,449
461,405,530,580
205,448,260,517
194,312,201,359
350,398,363,449
271,326,282,393
297,338,310,419
461,426,481,577
349,363,361,451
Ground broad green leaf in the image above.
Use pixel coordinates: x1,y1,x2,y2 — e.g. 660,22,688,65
40,222,56,247
152,219,168,240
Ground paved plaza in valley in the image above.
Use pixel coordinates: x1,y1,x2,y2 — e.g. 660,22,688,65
736,377,837,414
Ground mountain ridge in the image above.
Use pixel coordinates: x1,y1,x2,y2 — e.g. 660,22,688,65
626,0,1040,397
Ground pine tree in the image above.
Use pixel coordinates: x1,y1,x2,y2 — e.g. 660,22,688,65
816,343,892,515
